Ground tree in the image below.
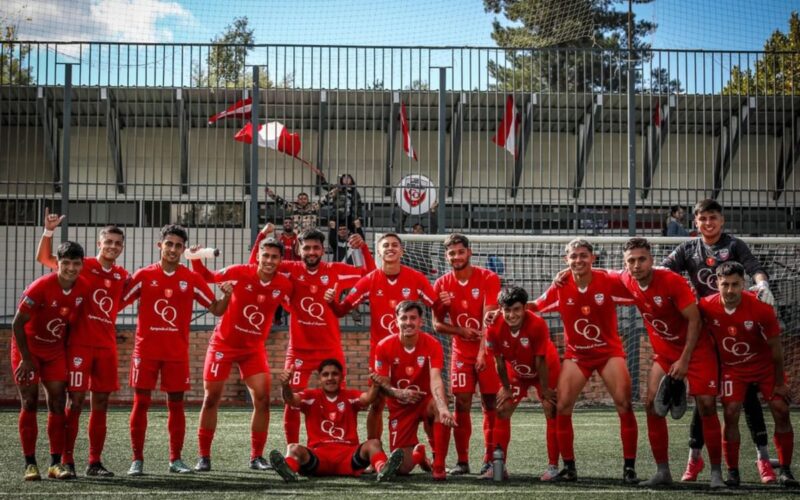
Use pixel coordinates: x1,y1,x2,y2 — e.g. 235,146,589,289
1,25,33,85
483,0,656,92
723,11,800,95
404,79,430,91
648,67,683,94
203,16,273,89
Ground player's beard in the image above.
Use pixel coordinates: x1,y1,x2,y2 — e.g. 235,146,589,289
303,254,321,269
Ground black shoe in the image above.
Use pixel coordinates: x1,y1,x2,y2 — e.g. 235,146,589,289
623,466,640,485
85,462,114,477
194,457,211,472
653,375,671,418
62,463,77,480
250,456,272,471
725,468,741,487
669,378,687,419
554,467,578,482
779,468,800,488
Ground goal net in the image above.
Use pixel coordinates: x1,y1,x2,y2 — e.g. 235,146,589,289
380,233,800,407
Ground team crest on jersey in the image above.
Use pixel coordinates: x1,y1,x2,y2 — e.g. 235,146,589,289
73,356,83,368
294,359,304,367
272,290,281,298
164,288,173,298
337,401,345,412
471,288,480,299
416,356,425,367
104,279,112,288
215,351,224,361
727,326,737,336
257,294,266,303
405,366,415,376
718,248,730,261
321,275,330,285
75,297,83,306
520,337,529,347
653,296,663,307
581,306,591,315
594,293,605,305
456,361,464,369
179,280,188,292
391,419,398,429
402,288,411,298
113,273,121,280
59,306,70,316
744,321,754,330
133,357,141,367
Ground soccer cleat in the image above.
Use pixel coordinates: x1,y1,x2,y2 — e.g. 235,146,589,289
412,444,432,473
268,449,298,482
249,456,271,471
362,464,376,474
479,465,509,480
432,466,447,481
376,449,404,483
680,456,704,481
169,459,193,474
61,462,77,479
553,467,578,483
640,469,673,487
478,462,492,476
194,456,211,472
447,462,470,475
725,468,741,487
653,375,671,418
669,379,687,419
778,468,799,488
24,464,41,481
709,469,726,490
47,463,71,480
756,458,777,484
85,462,114,477
540,465,560,482
622,466,641,485
127,460,144,476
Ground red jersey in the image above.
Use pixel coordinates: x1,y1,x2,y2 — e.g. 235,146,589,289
614,268,706,360
120,263,215,361
341,266,437,347
434,266,501,363
699,292,781,372
202,264,292,350
71,257,130,349
534,270,632,362
485,310,559,380
279,232,299,261
374,331,444,410
16,273,88,356
294,388,365,448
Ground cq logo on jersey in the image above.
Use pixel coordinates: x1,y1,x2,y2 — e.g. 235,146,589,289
379,314,399,335
456,314,480,331
511,361,535,377
722,336,754,361
299,297,325,322
320,420,345,440
641,313,679,341
242,304,266,330
46,318,65,340
154,299,177,327
397,379,421,392
573,319,603,343
93,288,114,317
696,268,719,291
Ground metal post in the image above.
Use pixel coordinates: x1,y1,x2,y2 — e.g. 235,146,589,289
250,66,261,247
59,63,78,242
626,0,637,236
437,67,447,234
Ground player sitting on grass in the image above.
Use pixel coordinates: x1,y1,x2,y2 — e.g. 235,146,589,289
269,359,405,482
699,261,797,488
485,286,561,481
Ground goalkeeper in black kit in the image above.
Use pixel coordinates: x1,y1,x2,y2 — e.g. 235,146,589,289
661,198,778,484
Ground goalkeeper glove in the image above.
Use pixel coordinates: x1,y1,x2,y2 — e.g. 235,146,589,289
750,281,775,307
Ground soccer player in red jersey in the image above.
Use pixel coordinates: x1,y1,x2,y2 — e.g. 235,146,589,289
326,232,442,442
119,224,230,476
189,238,293,472
255,223,375,444
36,210,129,478
373,300,456,480
432,233,502,476
699,261,797,488
485,286,560,481
532,238,639,484
615,238,724,488
268,359,405,482
12,240,87,481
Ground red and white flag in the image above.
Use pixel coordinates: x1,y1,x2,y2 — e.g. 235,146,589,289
492,94,518,157
234,122,301,157
208,97,252,124
399,102,418,161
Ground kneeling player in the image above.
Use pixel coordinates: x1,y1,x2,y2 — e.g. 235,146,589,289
373,300,456,480
269,359,404,482
485,286,561,481
700,262,797,488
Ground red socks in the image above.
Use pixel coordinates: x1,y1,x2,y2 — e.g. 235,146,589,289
63,406,82,464
545,416,559,466
556,414,575,461
47,412,65,456
130,393,151,461
198,427,215,458
371,450,388,472
453,410,471,463
646,413,669,464
619,410,638,460
251,431,268,460
88,410,108,464
723,439,740,469
701,414,722,466
167,400,186,462
285,456,300,472
492,417,511,458
284,405,300,444
774,431,794,467
482,408,496,463
432,422,451,469
19,409,37,457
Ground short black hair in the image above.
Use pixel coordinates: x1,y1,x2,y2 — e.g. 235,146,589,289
378,232,403,246
623,237,651,253
395,300,424,317
161,224,188,243
498,286,528,309
318,358,343,373
259,237,283,255
694,198,723,216
57,241,85,261
669,205,684,217
716,261,745,279
99,225,125,241
443,233,470,249
298,228,325,245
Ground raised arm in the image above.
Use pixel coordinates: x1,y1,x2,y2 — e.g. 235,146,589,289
36,207,65,270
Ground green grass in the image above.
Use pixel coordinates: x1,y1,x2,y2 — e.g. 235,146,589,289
0,407,797,498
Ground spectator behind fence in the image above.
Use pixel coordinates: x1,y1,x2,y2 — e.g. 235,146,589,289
324,174,364,230
328,219,365,265
662,205,689,236
266,187,325,232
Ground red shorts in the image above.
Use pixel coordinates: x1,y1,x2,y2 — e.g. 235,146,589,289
566,352,625,379
450,354,501,395
129,356,190,392
720,366,786,404
307,443,365,476
387,396,432,450
10,344,66,385
508,356,560,404
203,345,269,382
66,344,119,393
653,344,718,397
284,350,346,391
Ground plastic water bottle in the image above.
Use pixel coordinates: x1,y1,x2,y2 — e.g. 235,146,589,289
184,247,220,260
492,445,505,482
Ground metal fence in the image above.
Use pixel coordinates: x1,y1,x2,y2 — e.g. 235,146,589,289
1,42,798,324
